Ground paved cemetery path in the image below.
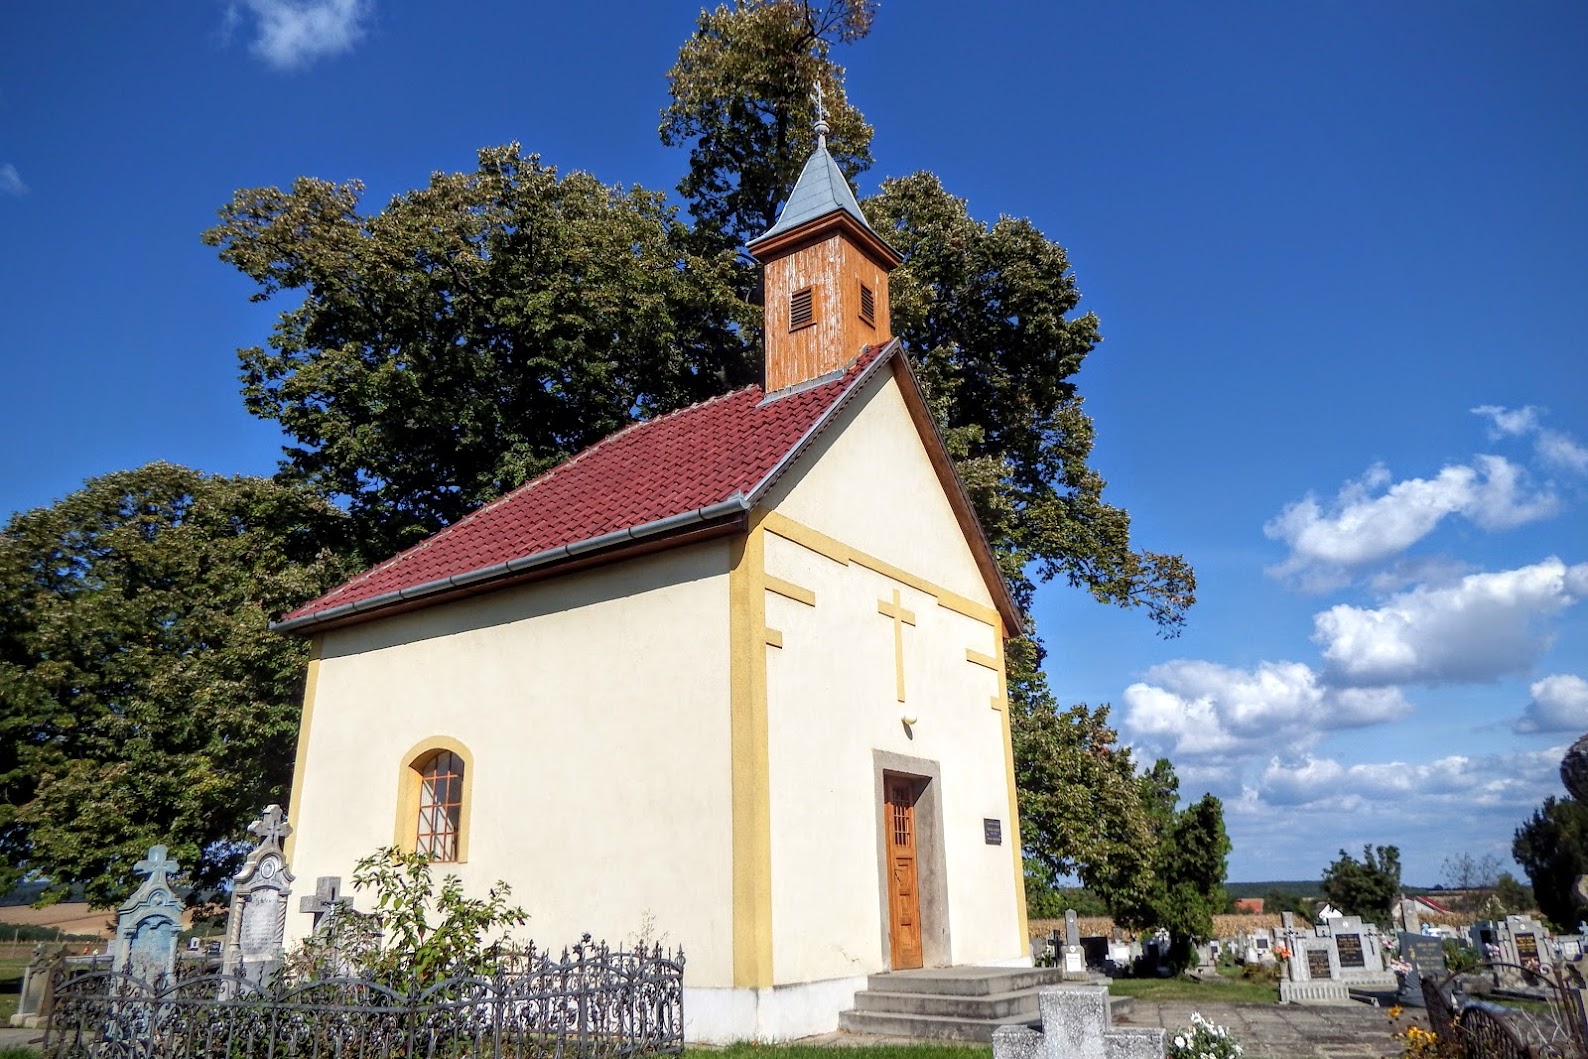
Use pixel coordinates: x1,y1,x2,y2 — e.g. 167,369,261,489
1112,1000,1431,1059
800,999,1432,1059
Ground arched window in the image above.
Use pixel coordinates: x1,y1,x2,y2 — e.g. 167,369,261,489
396,738,473,862
416,750,464,861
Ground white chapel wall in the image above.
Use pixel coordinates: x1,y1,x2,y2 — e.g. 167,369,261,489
286,541,737,986
758,368,1025,985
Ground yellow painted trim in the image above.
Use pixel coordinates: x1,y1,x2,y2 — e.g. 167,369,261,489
394,736,475,864
761,511,999,627
965,648,999,672
877,589,916,703
283,637,322,864
994,629,1028,947
728,517,774,988
764,575,816,607
765,628,784,649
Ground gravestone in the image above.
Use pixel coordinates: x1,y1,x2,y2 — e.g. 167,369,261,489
1318,914,1396,990
112,845,184,985
222,804,295,988
1491,913,1551,992
8,943,64,1028
1280,935,1351,1004
1397,932,1446,1009
1061,909,1086,979
993,986,1165,1059
299,875,348,931
1080,935,1109,970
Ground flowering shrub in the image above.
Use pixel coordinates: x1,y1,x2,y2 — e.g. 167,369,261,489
1168,1012,1243,1059
1393,1025,1440,1058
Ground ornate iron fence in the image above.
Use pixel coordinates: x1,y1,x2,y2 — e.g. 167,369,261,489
44,938,684,1059
1421,961,1588,1059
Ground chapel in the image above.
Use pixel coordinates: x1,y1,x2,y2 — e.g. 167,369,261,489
276,125,1032,1042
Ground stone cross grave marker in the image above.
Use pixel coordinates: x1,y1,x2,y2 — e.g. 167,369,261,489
1062,909,1086,978
299,876,347,932
112,845,183,985
993,986,1164,1059
222,804,296,987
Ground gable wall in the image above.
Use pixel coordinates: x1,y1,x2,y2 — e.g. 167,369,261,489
285,541,737,985
754,369,1025,984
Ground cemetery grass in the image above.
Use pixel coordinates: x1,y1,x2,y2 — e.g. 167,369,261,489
1107,972,1277,1005
0,953,24,1022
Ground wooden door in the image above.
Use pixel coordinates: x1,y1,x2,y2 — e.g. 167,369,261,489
885,776,923,969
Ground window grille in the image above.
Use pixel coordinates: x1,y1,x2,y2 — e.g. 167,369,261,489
860,283,875,325
416,750,464,861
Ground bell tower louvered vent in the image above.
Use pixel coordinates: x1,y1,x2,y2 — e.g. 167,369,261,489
790,287,815,331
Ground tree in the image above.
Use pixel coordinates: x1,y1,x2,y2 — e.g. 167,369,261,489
203,147,754,558
1012,702,1153,916
1320,845,1402,925
1106,760,1229,973
1440,851,1502,914
1492,872,1534,915
1514,797,1588,930
660,0,876,251
0,463,353,905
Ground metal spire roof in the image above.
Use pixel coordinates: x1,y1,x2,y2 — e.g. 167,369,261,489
754,142,879,244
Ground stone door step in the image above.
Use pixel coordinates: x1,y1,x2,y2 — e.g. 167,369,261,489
839,968,1132,1042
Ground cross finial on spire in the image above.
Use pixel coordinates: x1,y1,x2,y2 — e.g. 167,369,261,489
811,80,829,150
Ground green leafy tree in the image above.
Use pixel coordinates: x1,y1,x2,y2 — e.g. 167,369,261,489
1514,797,1588,930
0,463,353,905
1107,760,1230,973
1012,702,1153,917
1320,845,1402,925
203,147,754,558
1263,889,1318,921
660,0,875,251
1492,872,1534,915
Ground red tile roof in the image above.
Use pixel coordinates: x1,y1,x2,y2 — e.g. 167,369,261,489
275,343,898,632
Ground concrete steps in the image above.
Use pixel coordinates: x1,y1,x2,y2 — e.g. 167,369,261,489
837,967,1132,1042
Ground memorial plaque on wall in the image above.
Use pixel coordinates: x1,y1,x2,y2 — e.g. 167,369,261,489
1517,934,1540,961
1307,949,1332,979
1336,933,1365,968
983,818,1001,845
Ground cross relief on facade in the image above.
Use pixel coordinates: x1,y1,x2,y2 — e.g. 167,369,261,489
877,588,916,703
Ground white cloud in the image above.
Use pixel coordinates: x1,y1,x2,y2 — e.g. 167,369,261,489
1473,404,1540,438
1515,674,1588,734
1314,558,1588,686
1121,659,1411,763
0,164,27,196
1256,748,1564,813
235,0,371,70
1473,403,1588,476
1265,456,1557,588
1539,431,1588,475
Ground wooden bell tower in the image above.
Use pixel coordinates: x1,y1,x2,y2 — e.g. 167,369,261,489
747,117,903,394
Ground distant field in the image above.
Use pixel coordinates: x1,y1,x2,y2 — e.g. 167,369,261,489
0,902,117,939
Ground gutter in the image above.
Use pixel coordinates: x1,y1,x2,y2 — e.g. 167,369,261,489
271,495,750,634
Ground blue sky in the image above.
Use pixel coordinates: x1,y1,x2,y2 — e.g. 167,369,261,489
2,2,1584,886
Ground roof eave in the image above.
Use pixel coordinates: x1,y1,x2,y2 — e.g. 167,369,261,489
272,496,751,635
